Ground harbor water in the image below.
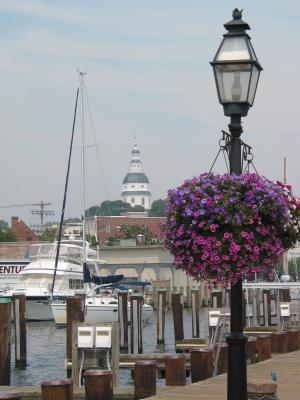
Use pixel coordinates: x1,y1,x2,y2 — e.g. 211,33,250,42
10,309,203,386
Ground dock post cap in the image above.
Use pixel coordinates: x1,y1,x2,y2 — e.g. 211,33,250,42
129,293,144,298
41,379,72,387
165,354,186,359
191,347,214,352
247,380,277,393
135,360,157,366
0,298,11,304
84,370,113,376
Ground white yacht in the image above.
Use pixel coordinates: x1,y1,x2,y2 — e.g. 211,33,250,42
5,240,98,321
50,285,153,325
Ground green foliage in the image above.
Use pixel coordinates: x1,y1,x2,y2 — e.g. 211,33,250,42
131,205,145,212
105,224,160,246
85,200,133,217
85,199,167,218
85,234,98,245
149,199,166,217
39,228,57,242
65,217,81,223
105,236,116,246
0,220,9,231
119,224,158,245
0,228,16,242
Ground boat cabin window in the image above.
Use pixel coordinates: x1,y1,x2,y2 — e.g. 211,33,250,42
69,279,84,290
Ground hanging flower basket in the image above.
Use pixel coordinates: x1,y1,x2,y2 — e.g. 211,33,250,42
162,173,300,286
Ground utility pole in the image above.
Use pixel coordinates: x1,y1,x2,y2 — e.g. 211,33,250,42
30,201,55,235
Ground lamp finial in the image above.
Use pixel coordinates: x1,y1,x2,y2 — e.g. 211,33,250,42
232,8,243,20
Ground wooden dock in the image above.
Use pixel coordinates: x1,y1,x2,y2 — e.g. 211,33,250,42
1,351,300,399
147,350,300,400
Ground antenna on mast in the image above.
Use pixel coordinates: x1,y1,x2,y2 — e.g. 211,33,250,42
283,156,288,183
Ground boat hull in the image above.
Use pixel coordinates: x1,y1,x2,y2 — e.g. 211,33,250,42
26,298,53,321
50,302,153,325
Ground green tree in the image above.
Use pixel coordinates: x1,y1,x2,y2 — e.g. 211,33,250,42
132,205,145,212
0,220,9,231
39,228,57,242
0,229,16,242
85,200,133,217
149,199,166,217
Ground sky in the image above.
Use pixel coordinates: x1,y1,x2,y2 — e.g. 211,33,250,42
0,0,299,227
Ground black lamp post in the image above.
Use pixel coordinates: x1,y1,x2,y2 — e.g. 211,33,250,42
210,9,262,400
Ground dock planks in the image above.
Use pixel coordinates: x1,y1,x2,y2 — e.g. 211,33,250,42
147,350,300,400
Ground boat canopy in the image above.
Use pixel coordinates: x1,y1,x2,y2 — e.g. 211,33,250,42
83,263,123,285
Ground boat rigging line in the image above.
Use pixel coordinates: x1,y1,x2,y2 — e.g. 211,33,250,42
51,80,80,297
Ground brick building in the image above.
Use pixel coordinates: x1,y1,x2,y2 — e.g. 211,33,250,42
86,215,165,245
11,216,38,242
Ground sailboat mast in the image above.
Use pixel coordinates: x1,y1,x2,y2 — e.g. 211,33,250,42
79,71,87,264
51,83,79,296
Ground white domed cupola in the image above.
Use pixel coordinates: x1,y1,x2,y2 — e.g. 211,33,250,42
122,142,151,209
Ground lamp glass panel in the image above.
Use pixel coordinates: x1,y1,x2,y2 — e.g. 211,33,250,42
247,41,258,62
216,37,251,61
215,64,251,103
248,65,260,105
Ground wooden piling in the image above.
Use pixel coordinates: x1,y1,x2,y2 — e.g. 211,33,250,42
256,335,271,362
157,289,166,345
186,285,191,308
215,343,228,375
247,336,257,364
242,290,247,329
171,292,184,342
271,332,288,353
118,290,128,350
190,348,214,382
287,330,300,352
134,361,156,399
130,293,143,354
191,288,200,338
12,294,27,367
0,297,11,385
165,354,186,386
41,379,73,400
281,288,291,302
225,289,230,308
263,290,271,327
66,297,85,361
84,370,113,400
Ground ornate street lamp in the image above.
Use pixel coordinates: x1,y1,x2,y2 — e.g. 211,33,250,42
210,9,262,400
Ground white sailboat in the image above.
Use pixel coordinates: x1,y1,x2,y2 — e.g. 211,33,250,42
50,71,153,325
51,284,153,325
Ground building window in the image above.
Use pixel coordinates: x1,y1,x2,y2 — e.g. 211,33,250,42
142,198,145,205
141,185,144,188
69,279,84,290
131,185,135,188
105,225,111,234
131,198,135,203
